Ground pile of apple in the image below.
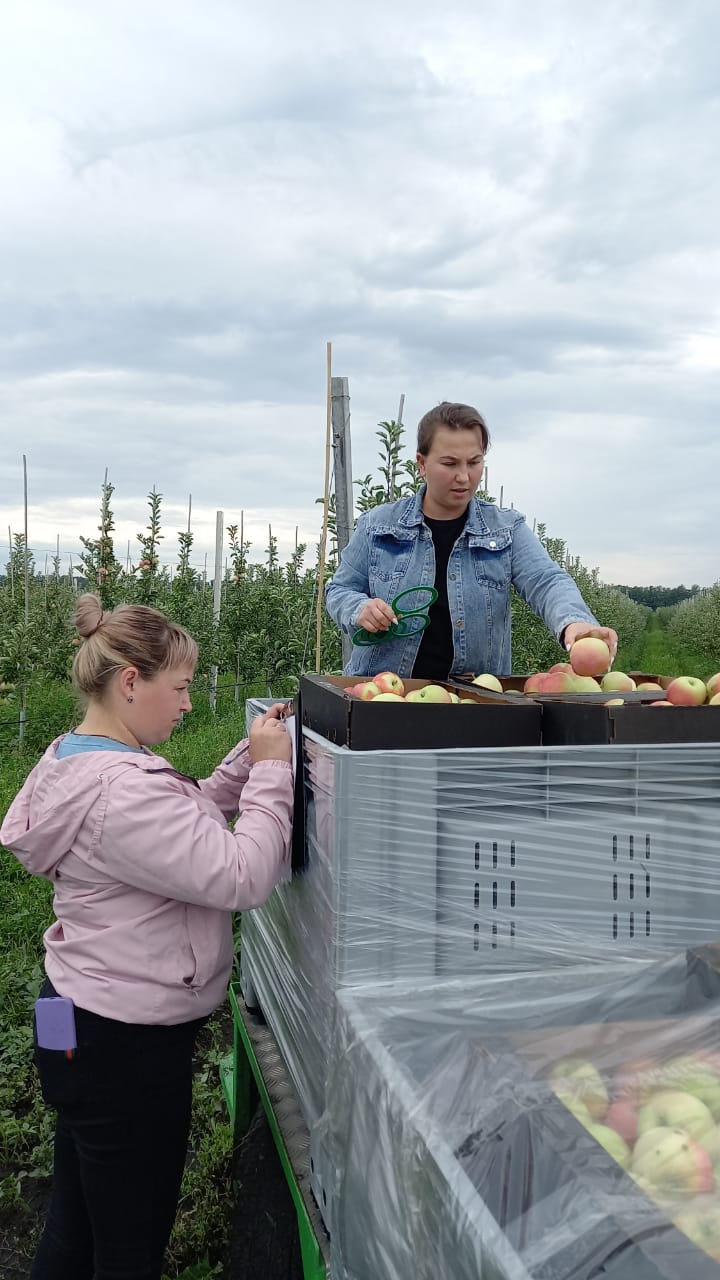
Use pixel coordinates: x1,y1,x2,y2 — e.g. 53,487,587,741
345,672,474,704
472,637,720,708
547,1051,720,1259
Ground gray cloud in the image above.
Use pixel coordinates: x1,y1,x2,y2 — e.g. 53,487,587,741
0,0,718,587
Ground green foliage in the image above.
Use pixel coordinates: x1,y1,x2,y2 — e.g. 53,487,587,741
666,584,720,678
614,583,701,610
505,526,650,674
77,477,124,606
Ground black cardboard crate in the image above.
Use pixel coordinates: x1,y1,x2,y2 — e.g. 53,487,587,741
299,673,541,751
539,698,720,746
449,675,720,745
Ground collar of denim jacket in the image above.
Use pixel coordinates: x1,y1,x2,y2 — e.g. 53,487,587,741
397,485,498,535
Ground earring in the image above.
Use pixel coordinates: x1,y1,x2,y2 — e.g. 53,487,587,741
127,695,134,704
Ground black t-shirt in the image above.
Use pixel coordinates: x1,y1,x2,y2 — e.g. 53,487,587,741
412,510,468,680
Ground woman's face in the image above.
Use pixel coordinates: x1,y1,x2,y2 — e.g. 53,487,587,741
417,426,485,519
127,664,195,746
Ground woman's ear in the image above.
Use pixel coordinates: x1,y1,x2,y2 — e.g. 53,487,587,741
117,667,139,702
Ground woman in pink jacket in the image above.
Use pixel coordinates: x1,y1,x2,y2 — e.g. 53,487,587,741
0,594,294,1280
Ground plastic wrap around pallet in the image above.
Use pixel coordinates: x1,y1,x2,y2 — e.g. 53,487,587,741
316,951,720,1279
240,705,720,1276
240,707,720,1130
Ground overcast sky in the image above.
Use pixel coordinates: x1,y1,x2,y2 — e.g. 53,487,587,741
1,0,718,587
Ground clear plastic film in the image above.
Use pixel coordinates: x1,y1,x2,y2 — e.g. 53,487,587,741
239,707,720,1276
317,958,720,1279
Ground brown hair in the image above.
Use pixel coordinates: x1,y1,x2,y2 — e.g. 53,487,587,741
72,594,198,700
417,402,491,456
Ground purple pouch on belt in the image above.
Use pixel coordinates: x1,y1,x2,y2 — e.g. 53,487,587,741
35,997,77,1051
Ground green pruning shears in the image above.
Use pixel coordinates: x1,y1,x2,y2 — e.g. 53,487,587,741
352,585,439,646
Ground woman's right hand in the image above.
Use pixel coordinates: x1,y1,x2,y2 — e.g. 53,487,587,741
355,598,397,633
249,712,292,764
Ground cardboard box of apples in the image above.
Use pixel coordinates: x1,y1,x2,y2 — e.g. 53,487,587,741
454,639,720,745
298,672,542,750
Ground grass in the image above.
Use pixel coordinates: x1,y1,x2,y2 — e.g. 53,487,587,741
629,612,712,681
0,689,253,1280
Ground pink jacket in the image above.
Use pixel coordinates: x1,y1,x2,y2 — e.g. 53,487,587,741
0,738,293,1024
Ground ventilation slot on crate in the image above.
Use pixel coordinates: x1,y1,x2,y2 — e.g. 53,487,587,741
610,832,652,940
471,839,519,954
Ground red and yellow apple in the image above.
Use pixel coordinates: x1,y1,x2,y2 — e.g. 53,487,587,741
665,677,707,706
632,1126,714,1197
355,681,381,701
601,671,637,692
605,1099,639,1145
540,671,578,694
373,671,405,696
569,638,612,677
637,1089,715,1141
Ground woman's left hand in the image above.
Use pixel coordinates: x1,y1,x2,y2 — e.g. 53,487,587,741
563,623,619,665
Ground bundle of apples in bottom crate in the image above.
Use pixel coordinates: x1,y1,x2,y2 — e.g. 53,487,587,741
496,945,720,1275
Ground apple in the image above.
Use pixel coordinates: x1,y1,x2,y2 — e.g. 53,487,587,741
636,682,665,692
472,673,503,693
558,1096,595,1128
355,681,381,701
665,677,707,706
701,1124,720,1167
632,1126,714,1197
706,673,720,698
709,693,720,706
547,1058,608,1121
605,1099,639,1145
637,1089,715,1141
548,662,574,674
605,699,626,707
540,671,578,694
650,700,674,706
448,693,460,703
664,1058,720,1122
405,685,452,704
587,1122,631,1169
601,671,637,692
570,675,603,693
523,673,546,693
372,692,406,702
459,697,479,704
374,671,405,696
569,638,612,677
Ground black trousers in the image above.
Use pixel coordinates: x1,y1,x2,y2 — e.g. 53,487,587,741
31,978,207,1280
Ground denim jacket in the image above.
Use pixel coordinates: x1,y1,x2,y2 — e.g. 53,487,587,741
325,488,599,678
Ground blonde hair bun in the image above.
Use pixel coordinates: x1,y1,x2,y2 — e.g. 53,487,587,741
73,594,105,640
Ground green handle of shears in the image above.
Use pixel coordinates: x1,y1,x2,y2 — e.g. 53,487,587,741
351,585,439,646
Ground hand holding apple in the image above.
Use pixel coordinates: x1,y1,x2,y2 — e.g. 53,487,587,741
568,637,613,678
563,623,618,664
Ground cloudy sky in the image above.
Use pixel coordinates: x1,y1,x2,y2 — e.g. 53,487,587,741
1,0,718,587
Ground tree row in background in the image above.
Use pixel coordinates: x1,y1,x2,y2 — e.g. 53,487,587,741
2,417,703,751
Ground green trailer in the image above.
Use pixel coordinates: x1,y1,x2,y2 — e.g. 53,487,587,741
220,981,329,1280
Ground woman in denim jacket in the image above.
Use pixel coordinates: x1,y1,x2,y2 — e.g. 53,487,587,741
325,402,618,680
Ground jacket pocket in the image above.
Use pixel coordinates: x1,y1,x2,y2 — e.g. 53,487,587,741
471,530,513,590
368,533,413,593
